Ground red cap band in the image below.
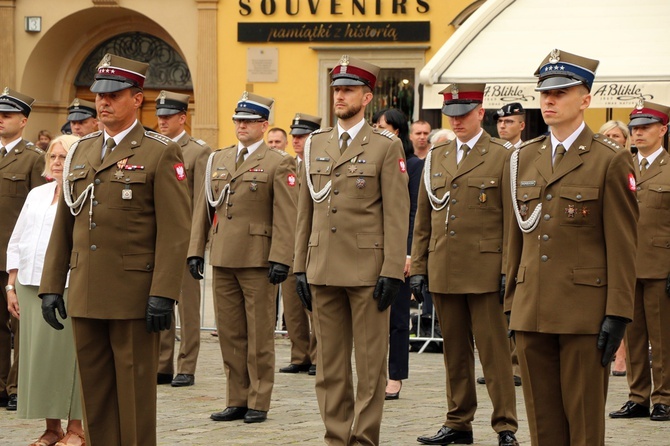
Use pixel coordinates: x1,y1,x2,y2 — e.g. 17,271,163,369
630,107,669,125
442,91,484,102
332,65,377,90
97,66,146,89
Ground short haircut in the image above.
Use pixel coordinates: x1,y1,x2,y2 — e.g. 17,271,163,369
268,127,287,138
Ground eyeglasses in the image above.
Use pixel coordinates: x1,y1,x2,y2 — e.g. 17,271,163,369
49,154,67,161
232,118,266,125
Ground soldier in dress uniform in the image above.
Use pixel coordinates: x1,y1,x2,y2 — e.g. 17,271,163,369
188,92,297,424
39,53,191,446
154,91,211,387
609,101,670,422
410,84,519,446
278,113,320,376
293,56,409,446
0,88,47,411
496,102,526,149
67,98,99,137
504,49,638,446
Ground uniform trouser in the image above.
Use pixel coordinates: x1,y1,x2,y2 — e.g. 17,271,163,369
212,266,276,412
516,331,608,446
0,271,19,398
433,292,517,433
510,337,521,378
626,278,670,406
311,285,389,446
158,265,202,375
282,273,316,366
389,280,410,381
72,317,159,446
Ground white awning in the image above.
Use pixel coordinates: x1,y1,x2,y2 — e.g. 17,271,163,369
421,0,670,109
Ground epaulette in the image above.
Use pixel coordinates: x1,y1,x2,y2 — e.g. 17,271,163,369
191,137,209,147
593,133,621,152
26,143,44,155
81,130,102,140
373,128,396,140
490,137,514,150
144,131,171,145
217,144,236,152
269,148,289,157
431,139,453,151
311,127,332,136
518,134,548,149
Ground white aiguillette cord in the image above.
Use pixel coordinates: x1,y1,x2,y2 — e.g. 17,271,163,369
510,149,541,233
62,140,96,228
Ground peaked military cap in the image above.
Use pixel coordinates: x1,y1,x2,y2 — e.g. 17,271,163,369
440,83,485,117
534,49,599,92
90,53,149,93
232,92,273,120
0,87,34,116
290,113,322,135
67,98,97,122
156,91,190,116
629,100,670,127
497,102,525,117
330,55,380,90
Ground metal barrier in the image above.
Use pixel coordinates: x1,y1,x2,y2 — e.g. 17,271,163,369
409,304,443,354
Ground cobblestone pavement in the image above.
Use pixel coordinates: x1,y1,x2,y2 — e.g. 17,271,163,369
2,332,670,445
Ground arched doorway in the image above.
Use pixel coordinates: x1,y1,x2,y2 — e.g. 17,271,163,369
75,31,194,132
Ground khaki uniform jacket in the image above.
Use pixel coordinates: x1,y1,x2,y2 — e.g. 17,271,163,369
411,131,511,294
634,149,670,279
0,140,47,271
293,124,409,286
189,142,297,268
177,133,211,202
504,127,638,334
39,123,192,319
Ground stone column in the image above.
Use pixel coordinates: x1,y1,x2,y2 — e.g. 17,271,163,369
0,1,16,88
193,0,219,146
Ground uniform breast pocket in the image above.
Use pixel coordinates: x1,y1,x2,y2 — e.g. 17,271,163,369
346,164,378,198
309,164,332,191
1,172,28,198
516,186,542,218
431,176,447,194
242,172,268,200
66,168,92,197
646,184,670,209
559,185,599,226
468,177,500,209
108,171,147,210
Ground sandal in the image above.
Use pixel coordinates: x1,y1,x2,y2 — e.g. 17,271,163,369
30,428,65,446
54,430,86,446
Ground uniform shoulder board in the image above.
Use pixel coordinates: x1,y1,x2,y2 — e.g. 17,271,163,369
518,134,547,149
270,148,289,157
144,130,171,145
25,142,45,155
80,130,102,141
373,128,396,140
194,138,208,147
490,137,514,150
311,127,332,136
593,133,621,151
217,144,236,152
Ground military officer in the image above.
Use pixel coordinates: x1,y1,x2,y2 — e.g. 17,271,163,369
504,49,638,446
496,102,526,149
39,53,191,446
154,91,211,387
0,88,46,411
609,101,670,422
278,113,320,376
67,98,99,137
293,56,409,446
410,84,519,446
188,92,297,424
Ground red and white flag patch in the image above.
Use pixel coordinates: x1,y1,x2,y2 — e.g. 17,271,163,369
399,159,407,173
628,173,636,191
287,173,296,187
174,163,186,181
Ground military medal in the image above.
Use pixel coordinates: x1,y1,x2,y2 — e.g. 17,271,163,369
519,204,528,218
580,205,590,217
250,182,258,192
479,186,487,203
356,177,366,189
115,158,128,180
565,205,577,218
348,165,357,174
122,185,132,200
114,170,124,180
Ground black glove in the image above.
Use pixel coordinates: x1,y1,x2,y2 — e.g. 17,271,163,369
505,311,515,342
40,294,67,330
666,273,670,296
268,262,290,284
597,316,628,367
146,296,175,333
373,276,403,312
295,273,312,312
500,274,506,304
408,274,427,304
188,257,204,280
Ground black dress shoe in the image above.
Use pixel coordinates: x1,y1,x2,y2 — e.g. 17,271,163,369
651,403,670,421
279,363,311,373
6,394,17,411
417,426,473,445
210,406,248,421
513,375,522,386
308,364,316,376
498,430,519,446
476,376,486,385
243,409,267,423
157,373,173,385
609,400,650,418
171,374,195,387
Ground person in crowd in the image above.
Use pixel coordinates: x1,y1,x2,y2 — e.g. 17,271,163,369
294,56,409,446
188,92,297,424
35,130,52,151
39,53,191,446
410,83,519,446
267,127,288,150
278,113,320,376
609,101,670,422
429,128,455,146
66,99,99,138
496,103,526,149
6,134,85,446
155,90,211,387
504,49,638,446
0,88,47,412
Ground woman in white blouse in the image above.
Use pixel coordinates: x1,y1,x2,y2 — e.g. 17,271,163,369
6,134,85,446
